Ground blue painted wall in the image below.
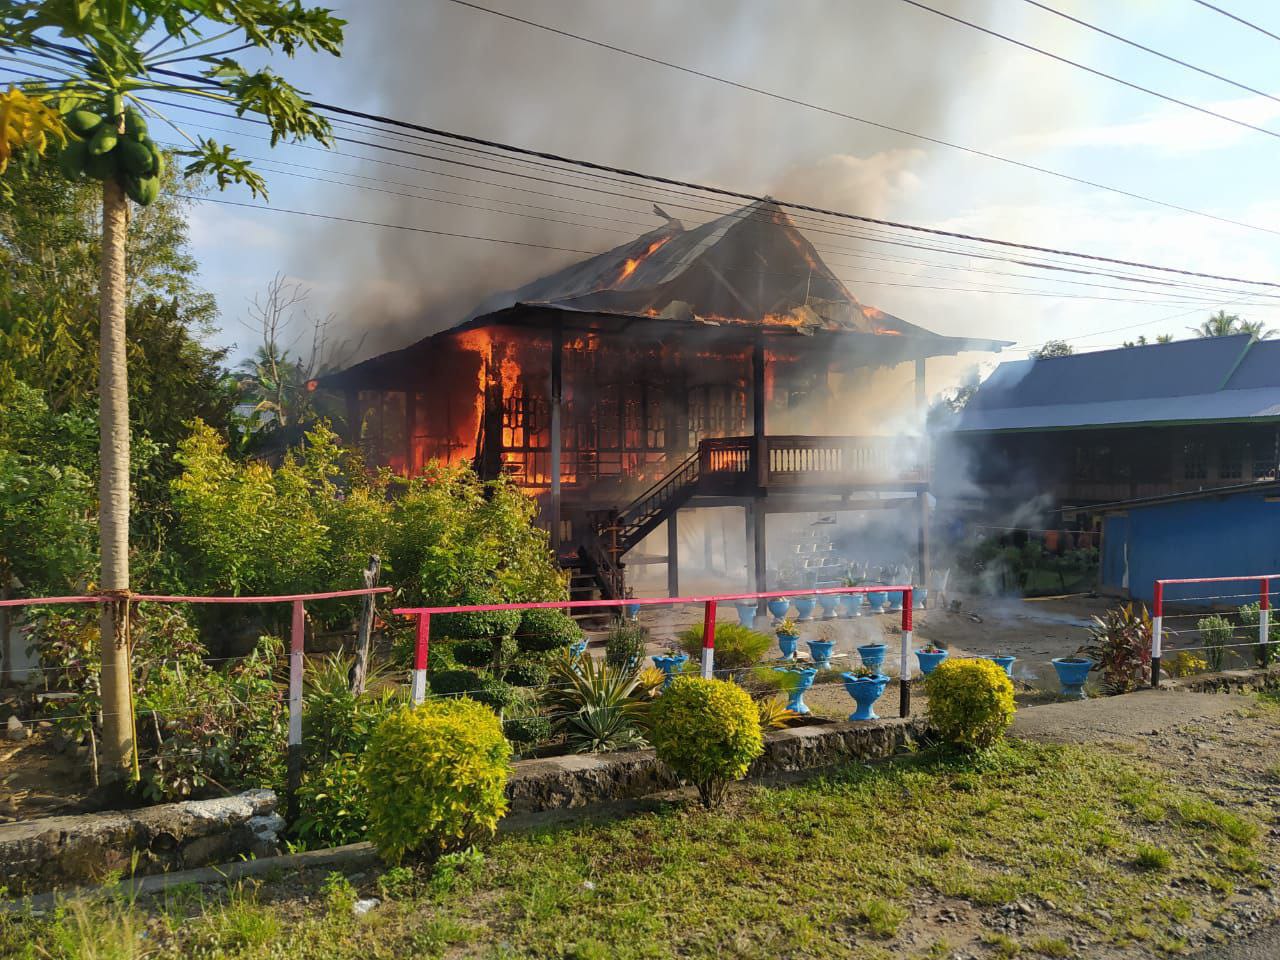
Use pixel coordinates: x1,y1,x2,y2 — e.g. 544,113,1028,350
1101,490,1280,605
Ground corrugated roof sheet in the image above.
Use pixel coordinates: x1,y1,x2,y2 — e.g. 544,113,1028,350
956,334,1280,432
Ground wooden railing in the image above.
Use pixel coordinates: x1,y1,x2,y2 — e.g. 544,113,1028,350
765,435,926,486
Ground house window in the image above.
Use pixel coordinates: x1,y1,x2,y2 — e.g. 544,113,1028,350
1251,440,1277,480
1219,442,1244,481
1183,441,1208,481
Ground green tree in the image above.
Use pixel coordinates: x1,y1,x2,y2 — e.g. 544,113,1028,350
1030,340,1074,359
1192,310,1270,339
1122,334,1173,347
3,1,344,785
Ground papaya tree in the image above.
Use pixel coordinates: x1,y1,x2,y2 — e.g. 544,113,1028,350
2,1,344,788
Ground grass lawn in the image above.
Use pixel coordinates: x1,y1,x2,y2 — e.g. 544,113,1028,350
1,737,1271,959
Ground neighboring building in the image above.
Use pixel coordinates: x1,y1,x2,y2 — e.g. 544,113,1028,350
1097,481,1280,604
945,335,1280,528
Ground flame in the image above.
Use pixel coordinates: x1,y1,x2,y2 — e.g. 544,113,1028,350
615,235,672,286
872,327,902,336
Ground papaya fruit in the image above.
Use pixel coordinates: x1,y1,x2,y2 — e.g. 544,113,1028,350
125,174,159,206
123,107,148,139
57,140,89,180
117,137,154,177
65,109,103,137
88,124,118,156
150,144,165,179
84,149,118,181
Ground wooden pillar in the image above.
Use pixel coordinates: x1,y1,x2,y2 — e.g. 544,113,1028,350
917,490,931,591
550,319,563,555
345,390,360,446
752,336,767,487
752,502,767,596
914,357,926,415
745,503,756,592
667,513,680,597
915,356,929,589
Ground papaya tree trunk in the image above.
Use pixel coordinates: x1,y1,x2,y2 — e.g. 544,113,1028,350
97,176,134,785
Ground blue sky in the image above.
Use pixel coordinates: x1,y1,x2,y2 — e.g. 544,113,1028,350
16,0,1280,390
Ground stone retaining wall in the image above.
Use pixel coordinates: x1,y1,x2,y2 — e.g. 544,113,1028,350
1174,665,1280,695
0,790,282,895
507,715,929,814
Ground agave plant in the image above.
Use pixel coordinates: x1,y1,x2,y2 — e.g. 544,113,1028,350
542,649,655,753
755,696,799,730
1078,603,1152,694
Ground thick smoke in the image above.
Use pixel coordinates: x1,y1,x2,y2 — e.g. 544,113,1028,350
287,0,1003,363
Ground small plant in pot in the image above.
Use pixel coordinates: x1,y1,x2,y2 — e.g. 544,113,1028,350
1050,655,1092,699
807,624,837,670
915,641,948,676
767,597,792,620
840,664,890,721
1078,603,1152,694
775,617,800,660
771,665,818,715
986,654,1016,678
651,647,690,689
857,641,888,672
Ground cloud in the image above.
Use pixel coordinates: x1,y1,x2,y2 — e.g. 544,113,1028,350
767,149,926,220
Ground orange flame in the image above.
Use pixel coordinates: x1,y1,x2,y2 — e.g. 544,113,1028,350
615,235,672,286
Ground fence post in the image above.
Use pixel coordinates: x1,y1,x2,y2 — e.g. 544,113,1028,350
1260,579,1270,661
701,599,716,678
411,613,431,704
286,598,305,822
900,588,913,717
1151,581,1163,688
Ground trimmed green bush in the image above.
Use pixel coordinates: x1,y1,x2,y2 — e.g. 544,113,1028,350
677,623,771,670
435,609,521,644
362,699,512,864
604,620,648,670
428,668,483,698
515,608,583,653
924,658,1015,750
649,676,764,808
452,634,517,671
470,675,517,712
503,659,550,688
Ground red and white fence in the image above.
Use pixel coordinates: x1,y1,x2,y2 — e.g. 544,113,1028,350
1151,574,1274,687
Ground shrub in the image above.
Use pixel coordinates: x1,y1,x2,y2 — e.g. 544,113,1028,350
470,675,517,712
1197,614,1233,672
502,658,549,688
604,619,648,670
428,668,483,698
435,610,522,646
293,757,369,849
452,633,517,672
1237,602,1278,667
542,648,652,753
515,608,583,654
677,623,771,670
502,690,551,752
924,658,1015,751
1080,603,1152,694
649,676,764,808
362,699,512,864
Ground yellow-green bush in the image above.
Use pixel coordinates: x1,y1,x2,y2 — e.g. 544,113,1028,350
362,699,511,864
649,677,764,808
924,658,1015,750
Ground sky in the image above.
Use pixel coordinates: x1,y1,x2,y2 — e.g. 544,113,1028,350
43,0,1280,395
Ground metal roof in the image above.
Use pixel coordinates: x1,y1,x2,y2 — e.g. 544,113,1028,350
955,335,1280,432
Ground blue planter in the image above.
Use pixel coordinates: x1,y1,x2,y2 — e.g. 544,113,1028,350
767,598,792,620
1052,657,1092,699
842,592,865,618
775,667,817,715
987,655,1017,678
841,672,890,721
914,588,928,609
625,602,641,620
866,591,888,613
915,648,948,675
857,642,888,672
807,639,835,670
793,597,816,622
777,633,799,660
817,594,841,619
651,653,689,689
735,601,758,628
569,639,588,660
886,591,903,612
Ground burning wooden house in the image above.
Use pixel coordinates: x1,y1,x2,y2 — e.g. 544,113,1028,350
321,200,1007,597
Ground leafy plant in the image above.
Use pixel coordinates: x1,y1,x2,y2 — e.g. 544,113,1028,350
1237,602,1279,667
1079,603,1152,694
924,658,1015,751
775,617,799,637
649,677,764,808
501,689,551,754
293,757,369,850
1196,615,1233,672
514,608,583,654
1169,651,1208,678
604,619,648,670
677,623,772,670
755,697,798,730
541,648,653,753
362,699,511,865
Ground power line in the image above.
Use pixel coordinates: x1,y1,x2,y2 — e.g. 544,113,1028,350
434,0,1280,240
897,0,1280,141
1018,0,1280,106
1191,0,1280,44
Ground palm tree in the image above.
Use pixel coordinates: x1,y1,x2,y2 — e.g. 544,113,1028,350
1192,310,1271,339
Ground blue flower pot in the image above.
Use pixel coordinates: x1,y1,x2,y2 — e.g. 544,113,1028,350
914,588,928,609
569,639,588,660
777,633,799,660
767,598,792,620
817,594,841,619
866,591,888,613
841,672,890,721
886,591,903,612
1052,657,1092,700
625,602,641,620
857,642,888,672
775,667,817,715
807,639,835,670
842,592,865,618
915,648,948,675
987,655,1016,678
735,601,758,628
793,597,816,622
651,653,689,689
